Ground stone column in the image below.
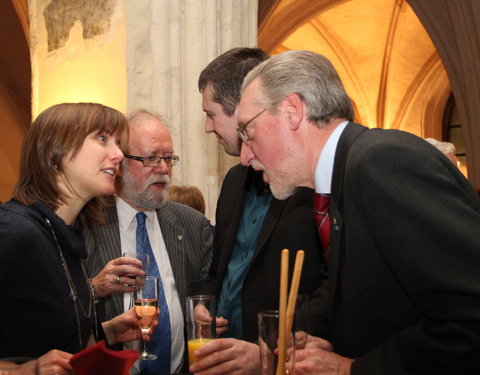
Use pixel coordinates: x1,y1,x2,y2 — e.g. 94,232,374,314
126,0,259,220
29,0,259,220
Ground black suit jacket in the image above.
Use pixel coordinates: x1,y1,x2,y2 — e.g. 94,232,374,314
311,123,480,374
202,165,324,342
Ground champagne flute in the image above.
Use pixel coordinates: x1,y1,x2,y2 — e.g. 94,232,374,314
134,276,159,360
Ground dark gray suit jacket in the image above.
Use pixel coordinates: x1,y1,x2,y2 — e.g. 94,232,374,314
311,122,480,374
82,201,213,322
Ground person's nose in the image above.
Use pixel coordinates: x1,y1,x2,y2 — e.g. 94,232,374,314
111,143,124,163
204,117,214,133
152,158,169,175
240,142,255,166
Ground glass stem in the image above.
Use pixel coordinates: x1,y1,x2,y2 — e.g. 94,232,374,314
142,333,148,355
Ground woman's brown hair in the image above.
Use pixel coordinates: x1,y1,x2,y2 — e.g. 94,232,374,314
13,102,129,222
168,185,206,215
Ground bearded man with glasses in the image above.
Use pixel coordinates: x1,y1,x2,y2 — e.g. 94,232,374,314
81,109,213,375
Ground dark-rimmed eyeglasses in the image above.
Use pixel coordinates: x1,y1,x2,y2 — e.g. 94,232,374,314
237,108,267,144
124,154,180,167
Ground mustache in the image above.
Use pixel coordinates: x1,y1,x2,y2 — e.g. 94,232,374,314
251,160,265,171
146,174,170,186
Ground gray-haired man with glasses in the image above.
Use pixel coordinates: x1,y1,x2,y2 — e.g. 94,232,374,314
82,108,213,374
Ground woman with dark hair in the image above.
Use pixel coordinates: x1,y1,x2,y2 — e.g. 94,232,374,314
0,103,152,374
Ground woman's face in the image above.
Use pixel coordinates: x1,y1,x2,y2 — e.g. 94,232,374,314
61,131,124,202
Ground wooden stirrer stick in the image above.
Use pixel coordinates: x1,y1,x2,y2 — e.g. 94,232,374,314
286,250,305,335
276,249,289,375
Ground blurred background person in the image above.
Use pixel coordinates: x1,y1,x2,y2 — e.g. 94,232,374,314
168,184,215,234
425,137,459,166
168,185,206,215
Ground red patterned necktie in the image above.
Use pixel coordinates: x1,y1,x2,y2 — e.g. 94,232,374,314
314,193,331,263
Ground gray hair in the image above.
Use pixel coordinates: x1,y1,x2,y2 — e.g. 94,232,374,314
425,138,456,155
241,50,354,127
127,108,167,129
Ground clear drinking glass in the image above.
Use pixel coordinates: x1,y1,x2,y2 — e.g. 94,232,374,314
134,276,159,360
258,310,295,375
185,295,216,366
122,251,150,275
293,294,309,349
124,252,150,309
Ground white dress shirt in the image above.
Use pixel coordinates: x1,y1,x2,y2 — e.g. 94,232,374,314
116,196,184,373
314,120,349,194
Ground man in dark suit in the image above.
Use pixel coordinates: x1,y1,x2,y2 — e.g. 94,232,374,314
190,48,324,374
83,109,213,374
238,49,480,374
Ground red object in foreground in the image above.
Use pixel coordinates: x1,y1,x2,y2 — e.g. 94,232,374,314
70,340,139,375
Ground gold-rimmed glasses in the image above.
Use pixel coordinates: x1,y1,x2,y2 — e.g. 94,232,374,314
237,108,267,144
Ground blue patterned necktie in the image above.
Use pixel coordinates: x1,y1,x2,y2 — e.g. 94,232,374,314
136,212,171,375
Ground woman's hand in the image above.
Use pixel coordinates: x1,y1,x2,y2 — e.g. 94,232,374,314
102,307,159,345
0,350,73,375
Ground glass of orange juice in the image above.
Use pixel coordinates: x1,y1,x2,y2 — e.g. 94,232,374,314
185,295,216,365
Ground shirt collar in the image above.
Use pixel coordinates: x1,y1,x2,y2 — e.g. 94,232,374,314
115,196,156,232
314,120,349,194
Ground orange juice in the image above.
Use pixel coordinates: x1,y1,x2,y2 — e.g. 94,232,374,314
188,338,214,365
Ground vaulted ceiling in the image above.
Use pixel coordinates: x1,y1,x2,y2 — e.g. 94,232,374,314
258,0,450,140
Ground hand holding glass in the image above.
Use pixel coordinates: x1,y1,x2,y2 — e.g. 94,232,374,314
186,295,216,365
122,251,150,275
258,309,298,375
293,294,309,349
134,276,159,360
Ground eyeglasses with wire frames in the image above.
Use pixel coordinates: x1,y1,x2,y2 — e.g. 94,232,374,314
124,154,180,167
237,108,267,144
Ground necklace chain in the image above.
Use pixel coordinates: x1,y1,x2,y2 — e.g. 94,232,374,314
46,218,98,351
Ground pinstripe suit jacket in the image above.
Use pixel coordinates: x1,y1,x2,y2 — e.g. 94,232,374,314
310,123,480,374
82,201,213,322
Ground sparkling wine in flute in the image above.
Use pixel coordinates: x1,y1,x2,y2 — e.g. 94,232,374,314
135,298,159,332
134,276,160,360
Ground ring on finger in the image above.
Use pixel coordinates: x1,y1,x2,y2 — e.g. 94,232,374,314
115,276,121,284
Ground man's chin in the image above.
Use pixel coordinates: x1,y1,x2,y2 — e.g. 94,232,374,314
269,182,296,201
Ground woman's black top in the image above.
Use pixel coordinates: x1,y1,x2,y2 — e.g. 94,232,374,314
0,200,94,358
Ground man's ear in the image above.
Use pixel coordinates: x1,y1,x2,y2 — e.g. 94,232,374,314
280,93,304,130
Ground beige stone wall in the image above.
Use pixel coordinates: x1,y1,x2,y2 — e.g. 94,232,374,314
125,0,259,221
27,0,258,220
29,0,127,116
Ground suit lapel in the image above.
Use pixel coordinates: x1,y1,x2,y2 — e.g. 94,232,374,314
328,122,368,323
217,167,251,276
92,205,123,317
156,203,187,313
252,197,287,260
